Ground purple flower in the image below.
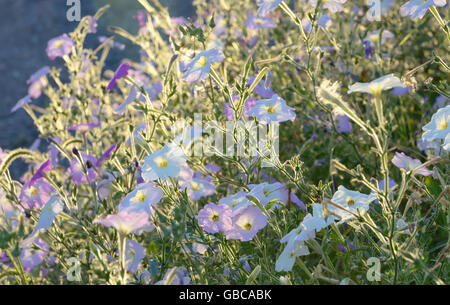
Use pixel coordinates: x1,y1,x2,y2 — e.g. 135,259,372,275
95,144,117,167
27,66,50,99
333,111,352,133
309,0,347,13
302,15,332,33
93,210,154,235
67,122,100,133
88,17,98,34
392,152,433,176
69,153,98,185
182,49,224,83
11,96,32,113
224,97,257,120
107,62,131,91
257,0,282,16
29,159,52,185
134,10,148,27
247,72,275,98
178,167,216,201
198,203,233,234
401,0,447,19
46,34,74,60
20,237,50,272
19,178,54,210
225,206,268,242
245,16,276,29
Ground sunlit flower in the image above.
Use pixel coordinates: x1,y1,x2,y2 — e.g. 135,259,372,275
182,48,224,82
392,152,433,176
11,95,32,113
20,178,54,210
46,34,74,60
142,143,187,181
275,238,310,272
365,0,394,21
93,210,154,235
246,95,296,124
219,190,253,216
422,105,450,143
118,182,163,214
301,203,335,232
348,74,405,96
309,0,347,13
67,122,100,133
245,15,276,29
225,206,267,242
178,168,216,201
256,0,282,16
198,203,233,234
27,66,50,99
125,240,146,273
248,182,289,209
27,194,64,238
69,153,98,185
329,186,377,223
400,0,447,19
20,237,50,272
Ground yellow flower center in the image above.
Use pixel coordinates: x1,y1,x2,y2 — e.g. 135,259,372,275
289,250,296,257
263,190,270,197
255,18,263,25
346,197,355,206
243,222,252,231
135,190,146,202
231,201,237,208
29,186,39,197
156,158,168,168
211,213,219,222
439,120,448,130
191,182,199,191
369,84,382,97
55,41,64,49
266,106,276,114
197,56,207,68
369,35,379,43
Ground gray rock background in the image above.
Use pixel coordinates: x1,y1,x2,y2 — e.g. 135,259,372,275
0,0,193,178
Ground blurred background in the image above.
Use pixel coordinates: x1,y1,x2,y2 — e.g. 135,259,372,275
0,0,194,178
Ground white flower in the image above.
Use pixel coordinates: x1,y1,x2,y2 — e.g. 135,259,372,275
118,182,163,214
329,186,377,223
422,105,450,142
246,95,296,124
142,143,187,181
301,203,336,231
275,238,310,272
348,74,405,96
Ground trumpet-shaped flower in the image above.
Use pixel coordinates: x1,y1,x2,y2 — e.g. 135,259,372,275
275,238,310,272
142,143,187,181
392,152,433,176
118,182,163,215
125,240,146,273
93,210,154,235
225,206,267,242
257,0,282,16
46,34,74,60
400,0,447,19
107,62,131,91
219,190,253,216
301,203,335,232
328,186,377,223
28,194,64,238
197,203,233,234
422,105,450,142
20,178,54,210
348,74,405,96
182,48,224,82
247,182,289,209
27,66,50,99
246,95,296,124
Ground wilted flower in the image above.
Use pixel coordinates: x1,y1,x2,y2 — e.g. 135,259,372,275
246,95,296,124
225,206,267,242
198,203,233,234
391,152,433,176
142,143,187,181
46,34,74,60
400,0,447,19
182,48,224,82
93,210,154,235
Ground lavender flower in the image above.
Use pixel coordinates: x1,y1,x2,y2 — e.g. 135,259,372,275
27,66,50,99
246,95,296,124
67,122,100,133
69,153,98,185
46,34,74,60
245,16,276,29
93,210,154,235
107,62,131,91
125,240,146,273
400,0,447,19
20,178,54,210
225,206,267,242
197,203,233,234
392,152,433,176
257,0,282,16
